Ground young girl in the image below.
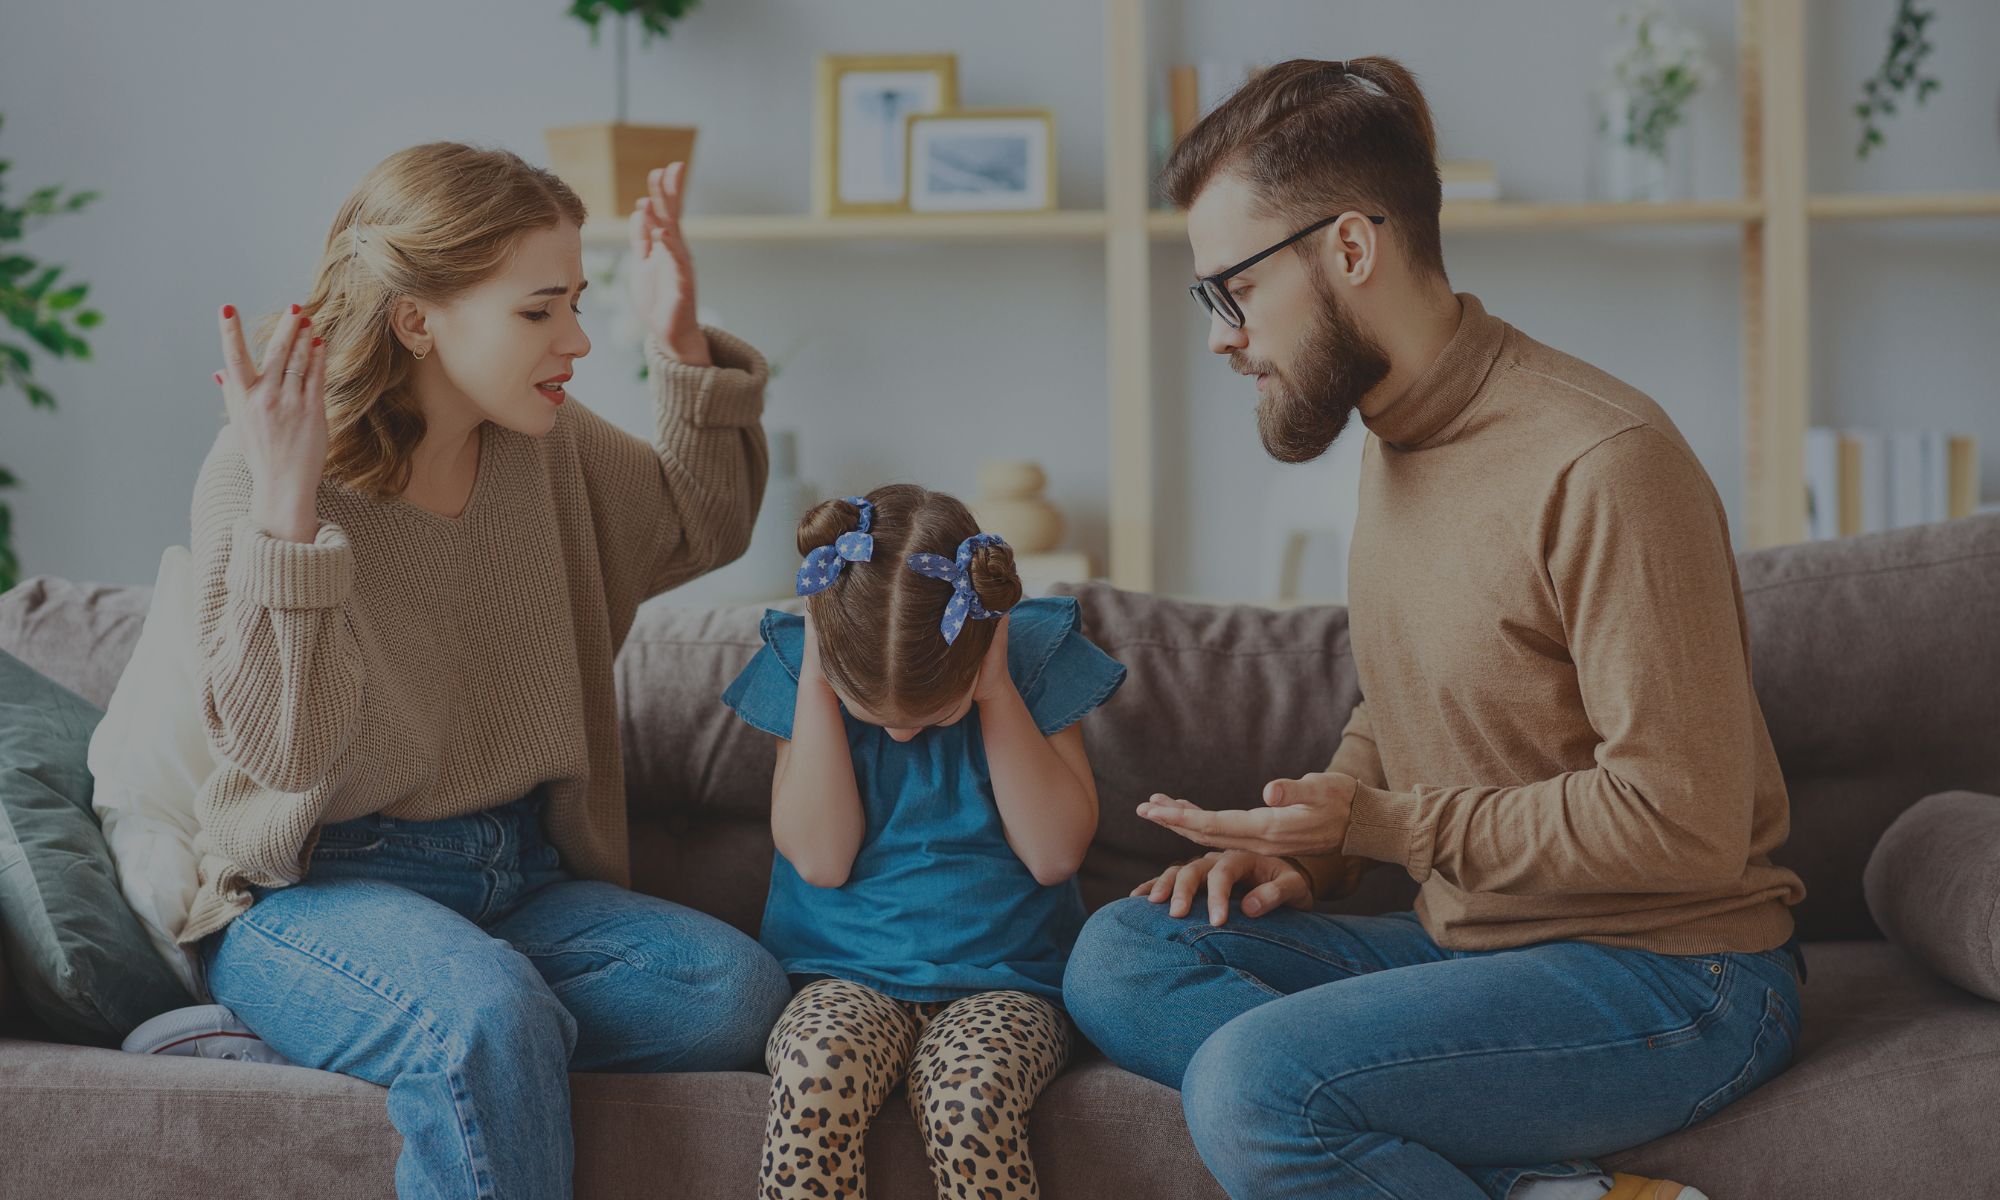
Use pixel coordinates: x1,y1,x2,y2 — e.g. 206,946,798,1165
722,485,1127,1200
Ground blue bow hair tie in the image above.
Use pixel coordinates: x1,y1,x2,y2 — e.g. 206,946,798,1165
795,497,876,596
906,532,1010,645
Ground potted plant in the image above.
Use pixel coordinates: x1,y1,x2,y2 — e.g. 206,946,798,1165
0,113,102,594
545,0,703,223
1589,1,1711,203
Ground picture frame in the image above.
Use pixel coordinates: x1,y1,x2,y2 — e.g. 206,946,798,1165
904,109,1057,214
814,53,959,215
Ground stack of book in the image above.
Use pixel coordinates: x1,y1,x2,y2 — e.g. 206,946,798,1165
1803,427,1982,540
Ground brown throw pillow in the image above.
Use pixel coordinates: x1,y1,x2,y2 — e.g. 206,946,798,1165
1863,790,2000,1001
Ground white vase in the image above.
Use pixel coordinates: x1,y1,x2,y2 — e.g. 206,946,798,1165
1589,87,1692,203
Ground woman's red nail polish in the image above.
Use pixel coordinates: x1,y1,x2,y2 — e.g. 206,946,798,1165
213,373,224,385
221,304,236,319
312,337,323,347
289,304,301,315
300,317,311,328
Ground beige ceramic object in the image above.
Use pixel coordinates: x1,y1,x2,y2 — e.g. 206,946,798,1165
975,460,1065,553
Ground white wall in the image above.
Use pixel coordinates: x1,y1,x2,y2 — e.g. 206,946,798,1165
2,0,1993,600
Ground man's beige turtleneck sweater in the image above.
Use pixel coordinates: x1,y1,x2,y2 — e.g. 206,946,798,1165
1330,294,1805,955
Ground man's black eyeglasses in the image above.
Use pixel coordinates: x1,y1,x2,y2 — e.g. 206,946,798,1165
1189,212,1386,329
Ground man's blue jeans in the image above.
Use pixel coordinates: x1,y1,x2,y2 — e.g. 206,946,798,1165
201,792,791,1200
1064,900,1803,1199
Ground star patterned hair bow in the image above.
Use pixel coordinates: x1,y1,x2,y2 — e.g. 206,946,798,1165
795,497,875,596
905,532,1011,645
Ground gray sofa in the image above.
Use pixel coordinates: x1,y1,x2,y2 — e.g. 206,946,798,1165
2,514,1996,1199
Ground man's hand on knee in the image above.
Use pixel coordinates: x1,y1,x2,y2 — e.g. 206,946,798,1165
1130,850,1315,926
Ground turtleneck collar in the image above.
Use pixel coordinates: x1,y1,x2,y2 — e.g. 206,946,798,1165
1359,292,1506,450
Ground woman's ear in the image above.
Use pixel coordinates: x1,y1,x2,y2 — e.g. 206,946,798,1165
389,296,433,356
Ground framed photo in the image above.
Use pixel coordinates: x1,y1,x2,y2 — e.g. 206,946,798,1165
905,110,1057,214
815,53,959,215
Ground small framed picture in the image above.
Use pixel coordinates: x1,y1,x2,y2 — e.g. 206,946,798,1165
905,110,1057,214
815,53,959,215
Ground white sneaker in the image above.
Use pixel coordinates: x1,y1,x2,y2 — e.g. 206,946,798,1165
121,1004,296,1066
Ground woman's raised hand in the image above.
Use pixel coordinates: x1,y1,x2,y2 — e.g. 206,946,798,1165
627,162,711,367
216,303,326,543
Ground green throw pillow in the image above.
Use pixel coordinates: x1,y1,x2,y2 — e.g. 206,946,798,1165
0,649,194,1043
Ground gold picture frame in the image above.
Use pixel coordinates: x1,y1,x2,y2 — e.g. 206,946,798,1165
815,53,960,216
904,109,1058,214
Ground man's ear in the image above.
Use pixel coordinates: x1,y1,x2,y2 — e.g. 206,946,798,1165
389,296,433,356
1326,211,1379,287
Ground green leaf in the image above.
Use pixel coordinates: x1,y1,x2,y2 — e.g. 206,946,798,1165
25,321,62,353
74,309,101,329
47,282,86,309
22,265,60,299
24,381,55,409
0,341,27,371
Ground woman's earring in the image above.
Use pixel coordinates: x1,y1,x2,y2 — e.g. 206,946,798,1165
412,344,429,361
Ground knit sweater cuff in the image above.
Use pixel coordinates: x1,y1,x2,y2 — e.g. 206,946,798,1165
1343,784,1436,882
225,518,355,610
647,325,768,429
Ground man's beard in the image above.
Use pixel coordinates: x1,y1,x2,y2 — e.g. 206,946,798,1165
1235,270,1392,464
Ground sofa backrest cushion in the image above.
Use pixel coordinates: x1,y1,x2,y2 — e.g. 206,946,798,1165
1736,514,2000,939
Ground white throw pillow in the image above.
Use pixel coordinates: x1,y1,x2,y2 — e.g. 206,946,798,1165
87,546,218,999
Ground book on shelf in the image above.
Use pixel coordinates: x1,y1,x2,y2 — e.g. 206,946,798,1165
1807,426,1981,539
1440,160,1500,203
1166,61,1253,142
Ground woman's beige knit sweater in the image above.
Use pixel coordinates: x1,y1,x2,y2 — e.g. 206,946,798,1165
179,328,767,944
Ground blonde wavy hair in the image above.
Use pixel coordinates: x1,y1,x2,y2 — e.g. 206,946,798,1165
257,142,587,496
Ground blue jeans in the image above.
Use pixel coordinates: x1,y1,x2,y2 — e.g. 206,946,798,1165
201,791,791,1200
1063,900,1803,1200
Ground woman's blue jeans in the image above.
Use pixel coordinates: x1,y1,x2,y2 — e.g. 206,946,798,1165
1063,900,1803,1200
200,792,791,1200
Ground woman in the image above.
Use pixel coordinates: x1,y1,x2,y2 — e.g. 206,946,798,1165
185,142,789,1198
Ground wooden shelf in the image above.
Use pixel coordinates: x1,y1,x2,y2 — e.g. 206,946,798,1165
1806,192,2000,221
1146,200,1765,240
582,210,1110,245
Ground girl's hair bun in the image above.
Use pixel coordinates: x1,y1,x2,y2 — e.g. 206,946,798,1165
797,497,863,556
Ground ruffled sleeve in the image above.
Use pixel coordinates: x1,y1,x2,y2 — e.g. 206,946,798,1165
720,609,805,739
1006,596,1128,735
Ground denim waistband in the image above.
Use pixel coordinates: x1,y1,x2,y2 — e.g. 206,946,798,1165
326,787,550,845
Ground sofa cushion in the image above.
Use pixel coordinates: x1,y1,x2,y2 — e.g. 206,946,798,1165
0,577,150,708
0,651,194,1044
84,547,214,999
1862,790,2000,1001
1601,939,2000,1195
2,940,1990,1199
1736,515,2000,940
0,1039,1226,1200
